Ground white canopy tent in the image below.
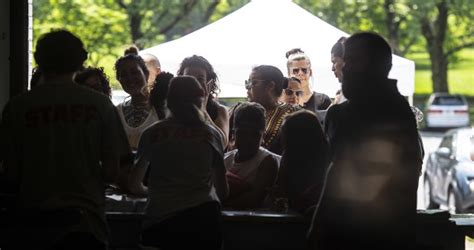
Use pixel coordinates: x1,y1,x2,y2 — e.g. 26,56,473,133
141,0,415,100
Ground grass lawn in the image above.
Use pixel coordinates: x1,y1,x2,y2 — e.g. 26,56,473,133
409,48,474,126
407,48,474,95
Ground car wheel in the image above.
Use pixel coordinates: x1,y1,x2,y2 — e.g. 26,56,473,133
448,189,461,214
424,178,440,209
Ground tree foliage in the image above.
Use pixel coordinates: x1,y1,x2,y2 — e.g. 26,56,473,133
33,0,472,92
296,0,473,93
34,0,129,66
33,0,248,88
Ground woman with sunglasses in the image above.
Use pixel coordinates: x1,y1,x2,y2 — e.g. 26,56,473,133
280,77,304,106
286,48,331,113
244,65,300,155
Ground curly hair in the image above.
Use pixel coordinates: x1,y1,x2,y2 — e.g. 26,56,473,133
74,66,112,98
176,55,220,97
149,71,174,119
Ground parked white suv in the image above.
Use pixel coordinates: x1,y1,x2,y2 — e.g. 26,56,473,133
425,93,470,128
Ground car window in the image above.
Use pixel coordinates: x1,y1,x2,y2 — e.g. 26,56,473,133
432,96,465,106
456,131,474,162
439,135,453,150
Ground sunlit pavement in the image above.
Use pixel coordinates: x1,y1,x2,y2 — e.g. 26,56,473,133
417,130,444,209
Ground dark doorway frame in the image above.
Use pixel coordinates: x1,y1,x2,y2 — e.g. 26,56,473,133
9,0,29,97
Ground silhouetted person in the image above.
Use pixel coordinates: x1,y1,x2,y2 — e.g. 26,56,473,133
149,71,174,120
30,67,43,89
128,76,228,250
223,102,279,210
308,32,423,250
273,110,329,216
237,65,300,155
177,55,230,147
330,36,347,105
1,30,129,249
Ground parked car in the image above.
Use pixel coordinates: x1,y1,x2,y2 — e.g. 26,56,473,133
425,93,470,129
112,89,129,106
424,127,474,213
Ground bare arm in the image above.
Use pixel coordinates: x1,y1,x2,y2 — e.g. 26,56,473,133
213,153,229,202
212,104,230,147
225,155,279,209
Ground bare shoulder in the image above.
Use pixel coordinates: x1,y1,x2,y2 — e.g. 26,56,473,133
216,103,229,119
217,103,229,112
260,154,279,171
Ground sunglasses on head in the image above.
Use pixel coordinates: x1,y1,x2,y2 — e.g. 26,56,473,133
291,67,309,75
284,88,303,96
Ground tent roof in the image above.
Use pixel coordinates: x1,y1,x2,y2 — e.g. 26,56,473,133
142,0,415,98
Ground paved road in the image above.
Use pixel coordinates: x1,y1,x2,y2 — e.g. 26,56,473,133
417,130,444,209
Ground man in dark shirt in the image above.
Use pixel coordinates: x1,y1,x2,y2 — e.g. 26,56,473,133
309,32,423,250
2,30,129,249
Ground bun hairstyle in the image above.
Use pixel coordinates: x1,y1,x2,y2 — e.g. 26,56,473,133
124,45,139,56
285,48,311,68
34,30,88,74
114,45,149,81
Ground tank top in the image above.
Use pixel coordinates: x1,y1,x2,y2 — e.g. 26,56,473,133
117,104,159,150
224,147,281,184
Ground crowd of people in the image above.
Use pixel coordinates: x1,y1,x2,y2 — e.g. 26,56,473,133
0,29,424,250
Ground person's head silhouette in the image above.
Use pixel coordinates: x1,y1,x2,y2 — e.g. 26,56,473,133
34,30,87,74
342,32,393,100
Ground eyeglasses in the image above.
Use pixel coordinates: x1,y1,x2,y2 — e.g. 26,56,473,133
245,79,265,90
284,88,303,96
291,67,309,75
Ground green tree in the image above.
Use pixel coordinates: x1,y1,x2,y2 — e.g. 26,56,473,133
33,0,247,88
34,0,129,66
414,0,474,93
296,0,419,56
296,0,473,93
33,0,130,88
